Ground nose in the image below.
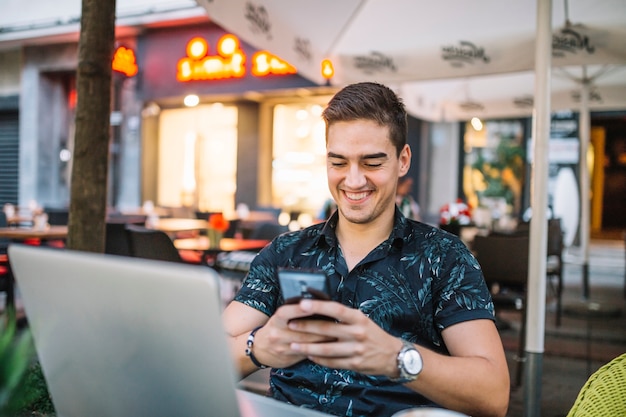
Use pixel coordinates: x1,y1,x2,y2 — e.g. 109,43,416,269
343,164,367,189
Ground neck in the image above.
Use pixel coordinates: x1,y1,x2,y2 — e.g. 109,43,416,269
335,208,395,270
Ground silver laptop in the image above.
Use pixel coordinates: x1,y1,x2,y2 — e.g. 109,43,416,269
9,244,327,417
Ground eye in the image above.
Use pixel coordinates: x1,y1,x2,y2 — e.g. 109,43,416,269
328,158,346,167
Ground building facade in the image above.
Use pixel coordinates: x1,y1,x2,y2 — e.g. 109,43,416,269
1,9,455,223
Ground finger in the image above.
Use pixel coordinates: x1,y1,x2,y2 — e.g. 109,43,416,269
274,304,316,325
290,338,359,357
298,299,355,323
288,314,369,343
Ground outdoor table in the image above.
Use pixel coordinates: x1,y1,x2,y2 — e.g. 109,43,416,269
0,225,68,241
119,207,171,217
147,218,208,234
174,236,269,269
6,215,33,225
174,236,269,253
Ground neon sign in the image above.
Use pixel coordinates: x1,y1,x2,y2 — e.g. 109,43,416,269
252,51,296,76
112,46,138,77
177,34,296,82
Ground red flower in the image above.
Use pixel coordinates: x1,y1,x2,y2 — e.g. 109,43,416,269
439,200,472,225
208,213,230,232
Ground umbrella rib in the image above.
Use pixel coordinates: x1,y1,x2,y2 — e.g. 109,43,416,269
555,65,617,84
324,0,369,56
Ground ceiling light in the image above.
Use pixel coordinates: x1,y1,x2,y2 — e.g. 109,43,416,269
184,94,199,107
471,117,483,131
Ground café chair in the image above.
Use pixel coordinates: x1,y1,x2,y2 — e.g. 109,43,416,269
546,218,565,326
0,254,15,316
39,207,70,249
472,233,530,388
104,215,146,257
0,211,10,253
105,222,134,257
249,222,288,240
45,207,69,225
491,218,565,326
125,224,202,265
0,211,15,314
566,352,626,417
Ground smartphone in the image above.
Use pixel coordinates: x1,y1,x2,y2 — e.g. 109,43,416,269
278,268,333,321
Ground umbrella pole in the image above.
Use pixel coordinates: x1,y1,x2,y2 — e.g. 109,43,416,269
579,73,591,299
524,0,552,416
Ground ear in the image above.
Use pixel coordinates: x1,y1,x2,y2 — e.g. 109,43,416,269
398,144,411,177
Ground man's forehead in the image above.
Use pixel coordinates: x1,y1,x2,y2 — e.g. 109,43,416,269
326,122,393,154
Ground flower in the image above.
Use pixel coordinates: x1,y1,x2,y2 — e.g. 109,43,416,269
439,199,472,225
208,213,230,233
207,213,230,250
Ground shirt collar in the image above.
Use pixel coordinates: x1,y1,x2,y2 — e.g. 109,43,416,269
315,207,410,250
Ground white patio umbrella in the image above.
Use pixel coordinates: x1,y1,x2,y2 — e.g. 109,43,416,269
195,1,625,415
196,0,626,300
197,0,626,121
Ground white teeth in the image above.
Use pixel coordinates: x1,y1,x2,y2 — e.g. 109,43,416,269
345,191,368,200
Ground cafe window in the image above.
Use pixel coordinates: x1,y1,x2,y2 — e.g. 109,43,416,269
271,102,331,217
158,104,238,214
463,119,526,220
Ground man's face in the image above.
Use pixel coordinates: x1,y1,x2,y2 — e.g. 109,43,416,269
326,120,410,225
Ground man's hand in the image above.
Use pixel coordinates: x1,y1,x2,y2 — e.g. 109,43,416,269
285,298,401,378
250,301,339,369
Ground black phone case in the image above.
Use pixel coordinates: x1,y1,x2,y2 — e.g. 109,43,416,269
278,269,334,321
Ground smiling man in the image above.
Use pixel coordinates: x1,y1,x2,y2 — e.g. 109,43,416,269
222,82,510,417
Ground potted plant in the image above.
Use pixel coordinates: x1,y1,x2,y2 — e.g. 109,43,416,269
0,313,55,415
439,199,472,236
0,313,33,413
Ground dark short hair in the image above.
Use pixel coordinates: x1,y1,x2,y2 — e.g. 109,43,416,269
322,82,407,156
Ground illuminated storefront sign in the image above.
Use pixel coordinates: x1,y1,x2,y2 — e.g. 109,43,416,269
251,51,297,76
177,34,296,82
112,46,138,77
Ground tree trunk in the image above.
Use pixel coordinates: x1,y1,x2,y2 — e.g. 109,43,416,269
67,0,116,252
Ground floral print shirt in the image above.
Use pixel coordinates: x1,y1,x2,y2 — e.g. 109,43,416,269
234,208,494,417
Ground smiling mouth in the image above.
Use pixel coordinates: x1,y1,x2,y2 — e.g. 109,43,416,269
344,191,370,202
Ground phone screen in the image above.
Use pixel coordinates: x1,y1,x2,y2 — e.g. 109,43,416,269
278,269,330,304
278,269,334,321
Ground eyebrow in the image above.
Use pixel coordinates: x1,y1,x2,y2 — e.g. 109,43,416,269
327,152,389,159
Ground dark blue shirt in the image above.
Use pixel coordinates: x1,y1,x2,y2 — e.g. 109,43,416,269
234,209,494,417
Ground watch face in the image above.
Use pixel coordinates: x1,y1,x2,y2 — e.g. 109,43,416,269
403,349,423,375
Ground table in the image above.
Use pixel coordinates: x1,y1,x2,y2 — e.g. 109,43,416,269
174,236,269,252
6,215,34,225
119,207,171,217
0,225,68,240
147,218,208,234
236,389,329,416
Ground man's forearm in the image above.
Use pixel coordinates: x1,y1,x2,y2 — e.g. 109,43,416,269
406,347,509,417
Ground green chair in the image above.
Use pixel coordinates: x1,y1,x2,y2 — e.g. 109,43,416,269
566,353,626,417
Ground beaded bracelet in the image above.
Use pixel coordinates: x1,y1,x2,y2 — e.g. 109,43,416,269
245,326,268,369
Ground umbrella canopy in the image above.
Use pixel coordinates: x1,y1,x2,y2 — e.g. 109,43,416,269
197,0,626,121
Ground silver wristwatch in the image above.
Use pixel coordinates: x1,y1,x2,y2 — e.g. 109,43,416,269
393,339,423,382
